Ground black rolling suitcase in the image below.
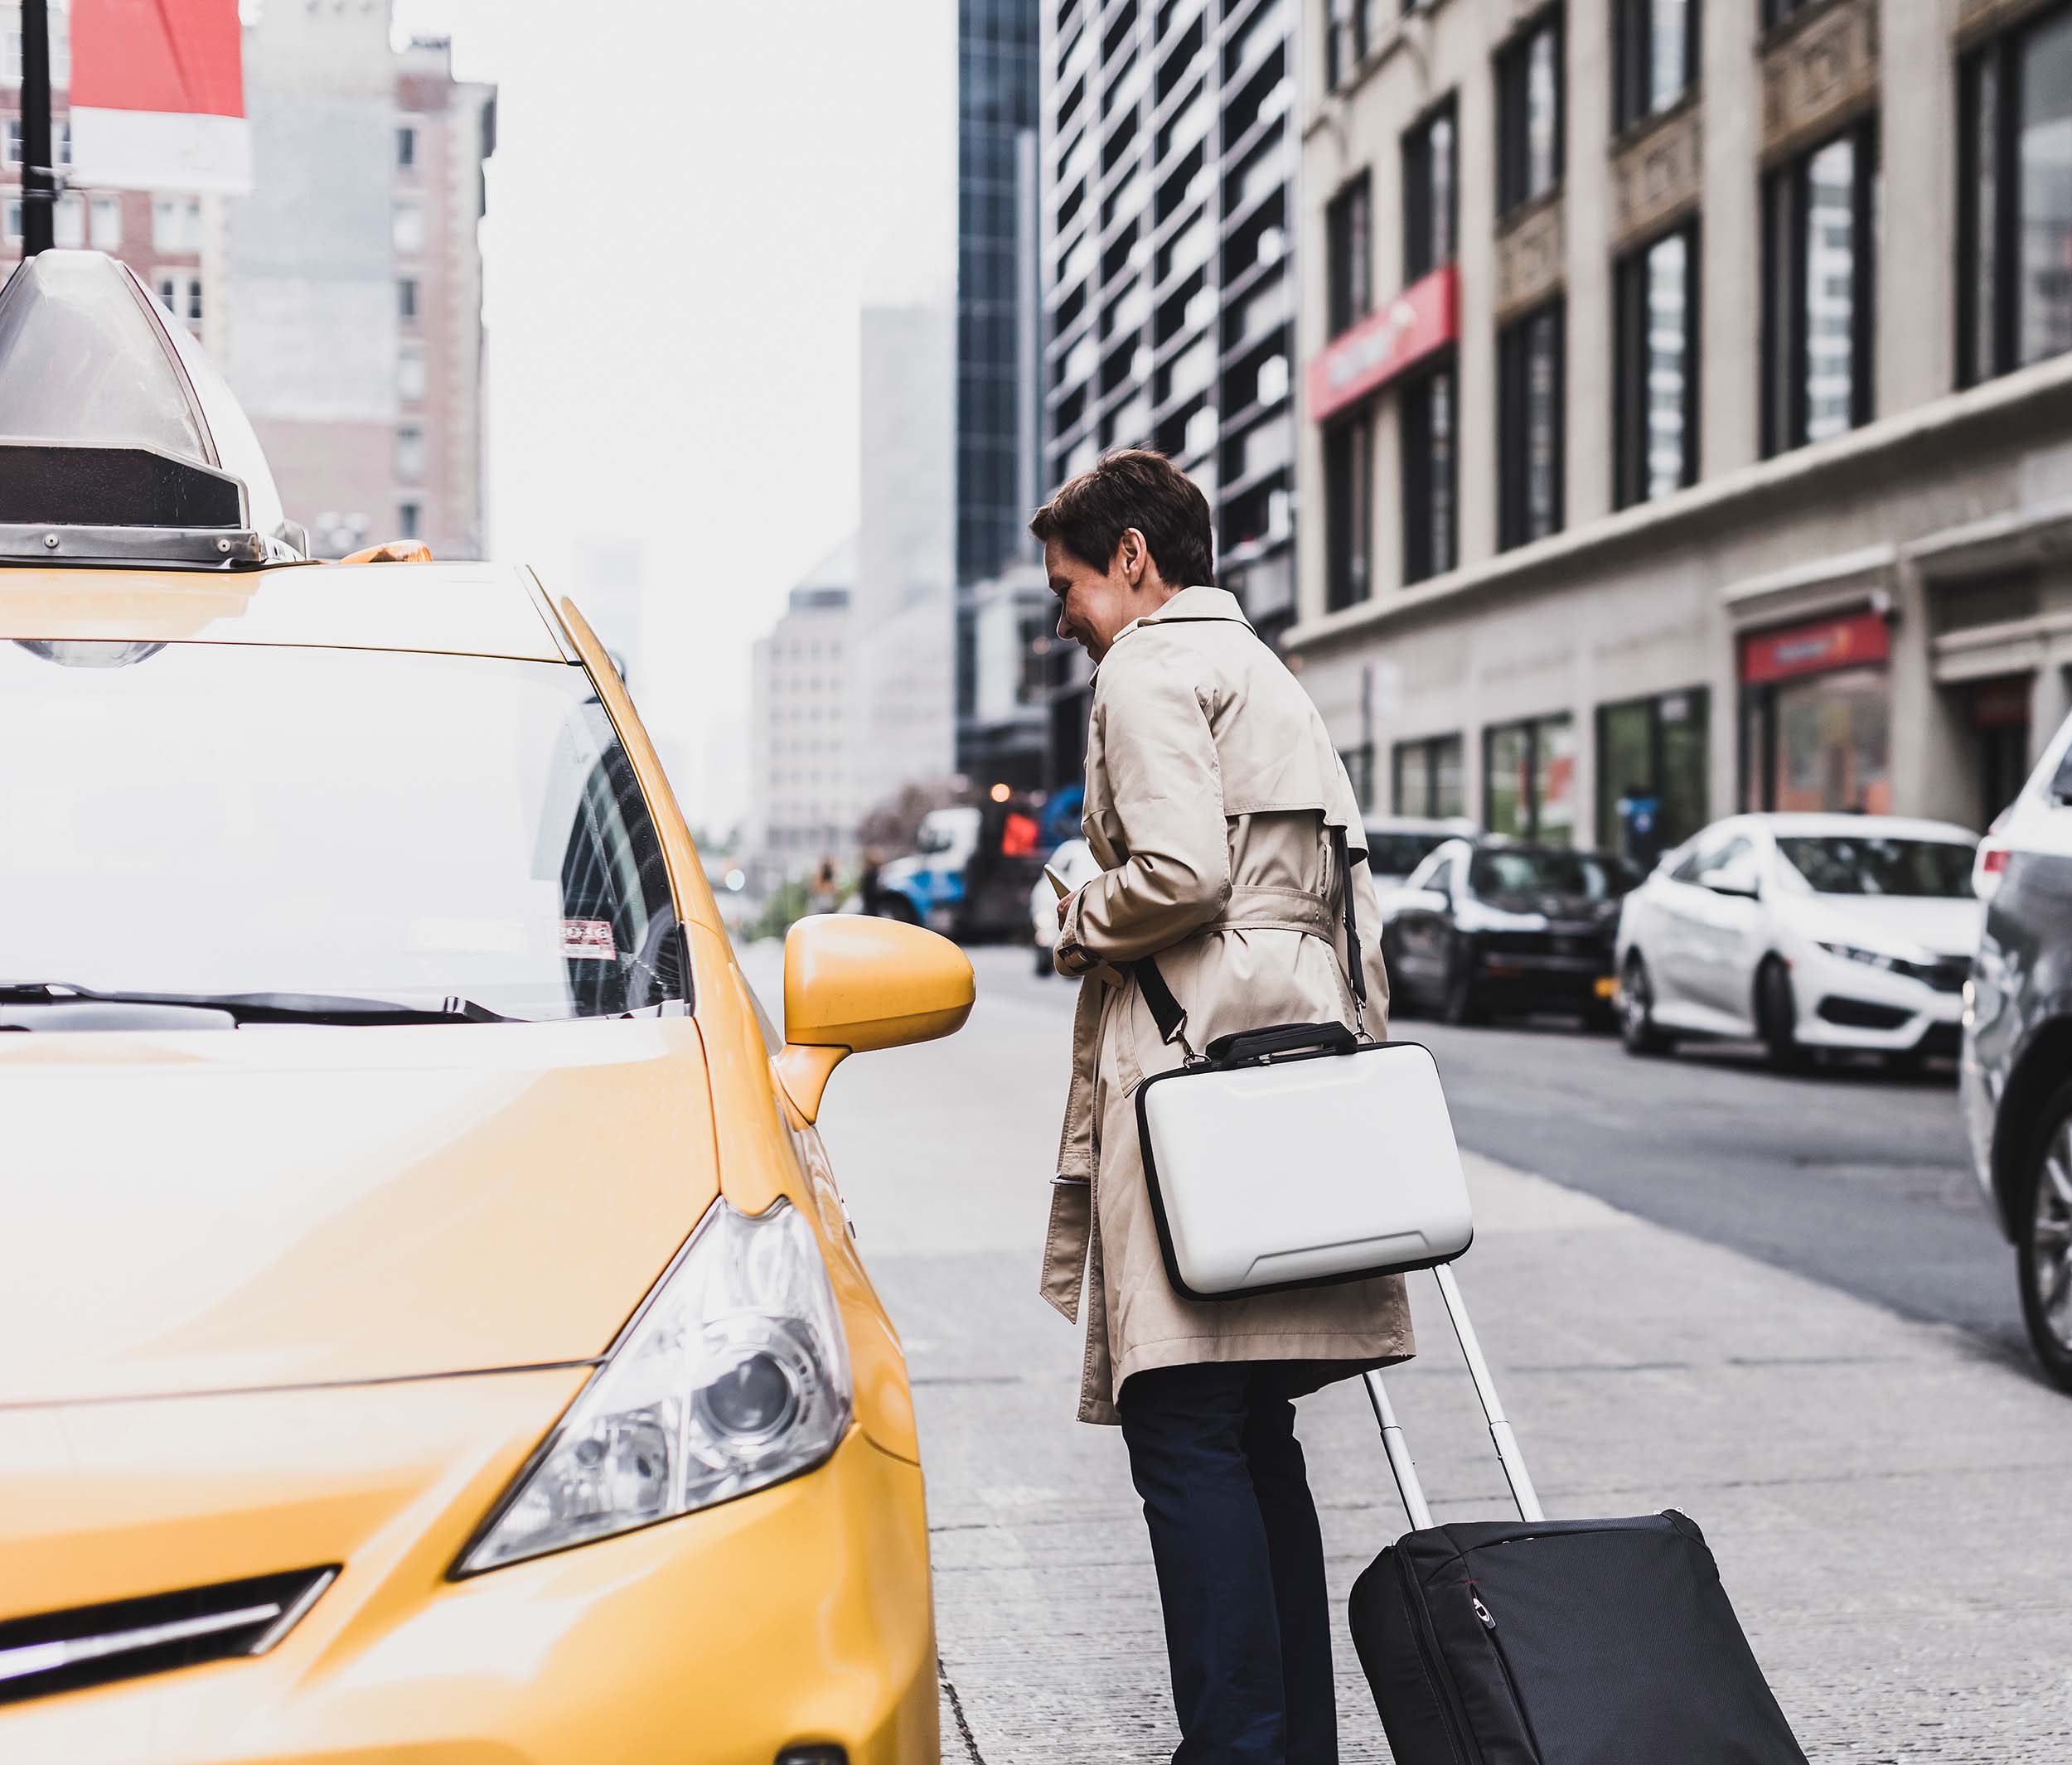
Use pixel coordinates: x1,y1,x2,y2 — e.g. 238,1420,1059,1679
1348,1265,1810,1765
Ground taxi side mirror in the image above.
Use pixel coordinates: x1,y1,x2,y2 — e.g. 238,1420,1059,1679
773,915,975,1125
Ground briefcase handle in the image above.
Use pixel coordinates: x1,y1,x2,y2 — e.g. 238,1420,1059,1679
1203,1021,1358,1066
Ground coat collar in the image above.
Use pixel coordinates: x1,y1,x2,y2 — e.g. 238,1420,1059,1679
1105,585,1251,661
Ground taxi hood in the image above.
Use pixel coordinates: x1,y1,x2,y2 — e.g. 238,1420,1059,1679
0,1019,719,1407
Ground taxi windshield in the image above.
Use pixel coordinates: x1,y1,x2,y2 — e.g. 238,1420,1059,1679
0,641,689,1021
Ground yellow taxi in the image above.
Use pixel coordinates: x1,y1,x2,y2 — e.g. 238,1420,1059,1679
0,251,969,1763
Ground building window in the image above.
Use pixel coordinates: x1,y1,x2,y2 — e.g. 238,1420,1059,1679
52,190,82,247
398,277,420,322
1402,363,1457,584
1484,713,1577,846
151,196,202,253
398,347,427,401
1324,414,1372,612
3,120,17,166
1596,687,1709,867
153,272,203,330
57,118,69,167
1613,0,1697,133
1326,174,1372,336
396,123,418,169
89,194,121,249
2,196,20,244
395,426,425,482
1614,224,1698,507
1402,99,1458,282
1394,733,1466,817
1498,300,1564,550
1762,120,1876,455
1496,10,1563,220
1326,0,1377,91
1960,7,2072,386
397,500,423,541
393,199,425,257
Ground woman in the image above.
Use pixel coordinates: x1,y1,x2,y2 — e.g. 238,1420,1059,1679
1032,450,1411,1765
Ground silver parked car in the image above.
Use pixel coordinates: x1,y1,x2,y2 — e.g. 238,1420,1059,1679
1963,709,2072,1392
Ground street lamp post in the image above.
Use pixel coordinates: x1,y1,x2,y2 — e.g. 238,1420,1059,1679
20,0,56,256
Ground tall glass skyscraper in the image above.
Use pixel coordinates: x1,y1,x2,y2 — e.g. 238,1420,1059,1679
956,0,1048,786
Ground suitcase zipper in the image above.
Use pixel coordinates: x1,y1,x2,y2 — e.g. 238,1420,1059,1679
1394,1554,1480,1765
1467,1586,1546,1762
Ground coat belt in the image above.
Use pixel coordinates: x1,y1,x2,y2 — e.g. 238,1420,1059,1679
1040,883,1341,1323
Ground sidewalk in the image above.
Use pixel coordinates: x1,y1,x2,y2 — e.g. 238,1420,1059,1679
875,1149,2072,1763
744,941,2072,1760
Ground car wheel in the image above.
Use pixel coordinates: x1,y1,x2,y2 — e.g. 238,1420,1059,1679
1756,958,1807,1072
2018,1082,2072,1395
1619,955,1673,1056
1440,945,1487,1027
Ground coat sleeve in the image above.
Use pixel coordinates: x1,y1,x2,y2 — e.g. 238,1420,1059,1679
1055,658,1230,972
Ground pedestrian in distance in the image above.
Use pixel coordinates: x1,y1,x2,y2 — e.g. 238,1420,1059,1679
1034,449,1410,1765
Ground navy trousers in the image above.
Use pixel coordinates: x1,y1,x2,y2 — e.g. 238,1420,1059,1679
1116,1361,1339,1765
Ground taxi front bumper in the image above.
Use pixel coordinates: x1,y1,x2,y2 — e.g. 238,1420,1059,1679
3,1426,937,1765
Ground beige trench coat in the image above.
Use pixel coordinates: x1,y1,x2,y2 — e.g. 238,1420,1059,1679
1043,585,1414,1424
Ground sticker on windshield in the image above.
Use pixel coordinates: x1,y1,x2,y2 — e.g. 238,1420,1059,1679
563,919,617,961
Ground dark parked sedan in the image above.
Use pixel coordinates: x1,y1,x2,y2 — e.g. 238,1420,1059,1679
1383,841,1642,1028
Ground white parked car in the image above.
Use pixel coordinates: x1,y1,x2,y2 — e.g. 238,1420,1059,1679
1363,815,1482,891
1614,813,1982,1070
1028,837,1103,975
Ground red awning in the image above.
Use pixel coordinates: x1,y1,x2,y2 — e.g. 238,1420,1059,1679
69,0,249,194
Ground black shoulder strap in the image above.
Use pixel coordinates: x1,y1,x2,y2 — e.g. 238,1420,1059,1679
1130,820,1366,1047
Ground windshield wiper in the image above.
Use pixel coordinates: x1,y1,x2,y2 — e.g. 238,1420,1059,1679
0,982,524,1026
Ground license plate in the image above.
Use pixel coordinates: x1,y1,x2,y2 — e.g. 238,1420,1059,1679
1595,975,1618,999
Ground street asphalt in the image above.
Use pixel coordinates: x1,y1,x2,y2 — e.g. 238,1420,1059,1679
740,938,2072,1763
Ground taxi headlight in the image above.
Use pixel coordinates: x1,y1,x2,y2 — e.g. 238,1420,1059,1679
456,1197,851,1575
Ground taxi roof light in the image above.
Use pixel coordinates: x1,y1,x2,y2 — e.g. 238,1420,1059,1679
0,250,303,568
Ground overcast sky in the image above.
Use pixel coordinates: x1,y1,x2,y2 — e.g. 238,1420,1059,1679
390,0,956,834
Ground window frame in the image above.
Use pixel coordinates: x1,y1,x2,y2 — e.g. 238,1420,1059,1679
1958,5,2072,387
1392,732,1466,818
1324,410,1374,612
1612,0,1701,134
1401,356,1459,586
1495,8,1566,220
1497,297,1566,551
1402,94,1459,284
1760,115,1878,457
1481,711,1576,845
1613,220,1701,508
1326,171,1373,337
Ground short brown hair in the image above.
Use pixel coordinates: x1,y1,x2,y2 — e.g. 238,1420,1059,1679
1029,448,1214,588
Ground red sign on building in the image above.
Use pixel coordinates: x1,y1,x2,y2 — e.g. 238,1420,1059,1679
1306,264,1459,425
70,0,249,194
1739,611,1891,685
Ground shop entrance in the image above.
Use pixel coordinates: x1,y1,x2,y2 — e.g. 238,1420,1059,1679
1967,675,2033,823
1739,610,1893,814
1596,686,1710,867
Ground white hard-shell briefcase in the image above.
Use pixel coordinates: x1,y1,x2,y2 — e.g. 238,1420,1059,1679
1134,1028,1473,1298
1128,824,1473,1301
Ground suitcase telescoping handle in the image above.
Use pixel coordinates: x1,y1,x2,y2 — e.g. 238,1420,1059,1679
1363,1265,1545,1529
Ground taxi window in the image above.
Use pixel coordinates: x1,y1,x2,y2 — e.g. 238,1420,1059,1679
0,640,689,1021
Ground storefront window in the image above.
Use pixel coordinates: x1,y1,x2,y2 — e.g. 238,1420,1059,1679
1596,686,1709,863
1483,713,1576,846
1765,666,1891,814
1393,733,1465,818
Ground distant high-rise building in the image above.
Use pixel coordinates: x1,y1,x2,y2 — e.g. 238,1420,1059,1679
225,5,493,560
748,536,862,868
1035,0,1300,784
956,0,1049,788
855,302,956,819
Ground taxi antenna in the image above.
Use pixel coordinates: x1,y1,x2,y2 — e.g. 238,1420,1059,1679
21,0,55,256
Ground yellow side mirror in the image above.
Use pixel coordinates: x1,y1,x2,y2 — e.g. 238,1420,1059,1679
773,915,975,1124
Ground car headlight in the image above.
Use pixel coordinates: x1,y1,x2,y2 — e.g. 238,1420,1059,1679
455,1197,851,1575
1816,940,1901,971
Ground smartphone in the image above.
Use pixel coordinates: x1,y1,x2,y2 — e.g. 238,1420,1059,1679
1043,863,1072,900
